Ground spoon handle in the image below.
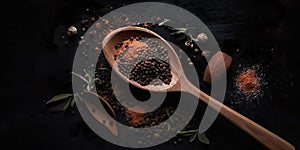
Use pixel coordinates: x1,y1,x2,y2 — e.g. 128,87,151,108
184,82,295,150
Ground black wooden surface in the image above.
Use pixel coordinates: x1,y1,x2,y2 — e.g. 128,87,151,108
2,0,300,149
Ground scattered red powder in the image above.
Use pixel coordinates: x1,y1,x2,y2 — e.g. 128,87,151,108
125,109,145,126
236,69,260,94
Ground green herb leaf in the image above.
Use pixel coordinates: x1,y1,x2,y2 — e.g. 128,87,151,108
46,93,73,104
198,133,210,144
63,98,72,111
189,133,197,142
70,98,76,107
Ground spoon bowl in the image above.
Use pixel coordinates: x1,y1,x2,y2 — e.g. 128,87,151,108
102,26,181,92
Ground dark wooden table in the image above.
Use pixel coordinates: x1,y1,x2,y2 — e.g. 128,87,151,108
3,0,299,149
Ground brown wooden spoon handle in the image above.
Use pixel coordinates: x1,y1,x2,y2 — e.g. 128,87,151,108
182,81,295,150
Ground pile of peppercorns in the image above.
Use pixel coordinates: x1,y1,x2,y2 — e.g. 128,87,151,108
129,59,172,86
115,36,172,86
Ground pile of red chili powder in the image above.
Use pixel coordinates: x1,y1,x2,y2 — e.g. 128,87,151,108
236,69,260,94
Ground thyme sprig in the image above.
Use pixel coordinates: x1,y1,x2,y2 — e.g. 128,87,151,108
45,68,114,115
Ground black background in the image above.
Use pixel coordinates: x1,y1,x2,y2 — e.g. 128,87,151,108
2,0,300,149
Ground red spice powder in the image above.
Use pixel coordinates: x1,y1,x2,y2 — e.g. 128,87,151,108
125,106,145,126
116,39,148,60
125,109,145,126
236,69,260,94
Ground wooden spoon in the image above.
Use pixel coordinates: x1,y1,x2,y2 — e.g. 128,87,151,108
102,26,294,150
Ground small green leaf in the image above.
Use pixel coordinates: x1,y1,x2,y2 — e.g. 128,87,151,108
63,98,71,111
189,133,197,142
46,93,73,104
70,98,76,107
198,133,210,144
